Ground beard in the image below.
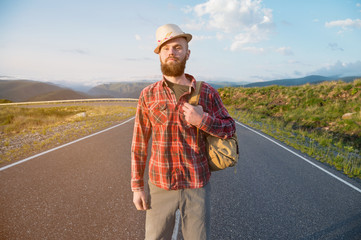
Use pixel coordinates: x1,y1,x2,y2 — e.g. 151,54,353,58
160,56,187,77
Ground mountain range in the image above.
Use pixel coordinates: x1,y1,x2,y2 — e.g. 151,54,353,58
1,75,360,102
87,82,154,98
0,79,89,102
243,75,360,87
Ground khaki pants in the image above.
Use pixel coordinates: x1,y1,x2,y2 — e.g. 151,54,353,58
145,182,211,240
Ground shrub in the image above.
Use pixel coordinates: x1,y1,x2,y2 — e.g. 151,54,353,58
219,79,361,178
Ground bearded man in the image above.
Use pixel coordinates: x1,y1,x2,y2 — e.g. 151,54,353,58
131,24,236,240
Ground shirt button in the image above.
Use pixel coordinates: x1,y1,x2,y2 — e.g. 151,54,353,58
175,168,180,173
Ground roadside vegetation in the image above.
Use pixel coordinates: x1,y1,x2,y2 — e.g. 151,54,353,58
0,103,136,164
218,79,361,179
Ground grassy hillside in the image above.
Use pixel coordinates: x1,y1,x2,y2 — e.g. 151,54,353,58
88,82,153,98
0,80,62,102
219,79,361,178
28,89,89,101
0,80,90,102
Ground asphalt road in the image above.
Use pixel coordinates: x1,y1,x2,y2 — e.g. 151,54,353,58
210,122,361,239
1,117,361,239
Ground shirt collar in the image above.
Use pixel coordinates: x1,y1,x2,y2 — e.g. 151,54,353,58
161,74,197,92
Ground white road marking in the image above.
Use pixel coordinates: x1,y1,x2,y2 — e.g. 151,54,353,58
236,121,361,194
2,116,359,239
172,209,181,240
0,117,135,172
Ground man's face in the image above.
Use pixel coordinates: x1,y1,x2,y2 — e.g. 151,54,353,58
159,37,190,77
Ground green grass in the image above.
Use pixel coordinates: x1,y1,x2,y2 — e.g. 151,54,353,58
1,106,84,133
219,79,361,179
0,104,136,164
0,99,12,104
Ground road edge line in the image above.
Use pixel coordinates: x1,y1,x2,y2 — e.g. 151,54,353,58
236,121,361,194
0,116,135,172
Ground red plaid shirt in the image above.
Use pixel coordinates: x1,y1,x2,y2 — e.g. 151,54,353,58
131,74,235,191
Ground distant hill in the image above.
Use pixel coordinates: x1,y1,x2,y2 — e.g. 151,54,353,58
87,80,244,98
207,81,242,89
2,75,361,102
0,79,90,102
244,75,361,87
88,82,154,98
28,89,89,101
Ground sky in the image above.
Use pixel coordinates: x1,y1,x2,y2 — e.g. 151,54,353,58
1,0,361,88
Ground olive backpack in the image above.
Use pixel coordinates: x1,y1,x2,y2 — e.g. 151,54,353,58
189,81,239,171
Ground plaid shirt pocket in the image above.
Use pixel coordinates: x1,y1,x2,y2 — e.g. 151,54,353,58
149,102,169,125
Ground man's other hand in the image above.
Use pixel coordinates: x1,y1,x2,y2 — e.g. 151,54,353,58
133,191,149,211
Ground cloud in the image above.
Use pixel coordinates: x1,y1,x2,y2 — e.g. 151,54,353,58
193,35,214,41
135,34,141,41
310,60,361,77
230,24,271,51
325,18,361,31
192,0,272,32
293,71,302,76
124,57,153,62
328,43,344,51
276,47,293,56
186,0,273,51
281,20,292,26
182,5,194,14
62,49,89,55
182,21,204,31
239,46,265,54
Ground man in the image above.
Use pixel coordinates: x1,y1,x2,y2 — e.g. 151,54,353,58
131,23,236,239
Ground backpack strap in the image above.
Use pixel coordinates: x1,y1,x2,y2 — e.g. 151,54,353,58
188,81,203,145
189,81,203,105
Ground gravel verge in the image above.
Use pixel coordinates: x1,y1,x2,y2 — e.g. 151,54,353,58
0,102,137,168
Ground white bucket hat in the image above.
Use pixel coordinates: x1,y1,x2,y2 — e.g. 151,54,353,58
154,24,192,54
